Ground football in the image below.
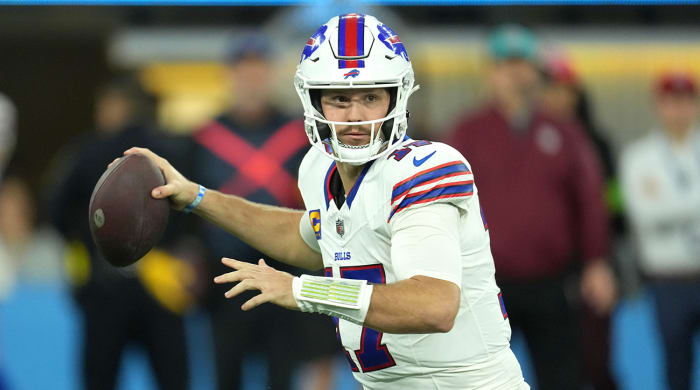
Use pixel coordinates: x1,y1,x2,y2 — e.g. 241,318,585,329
88,153,170,267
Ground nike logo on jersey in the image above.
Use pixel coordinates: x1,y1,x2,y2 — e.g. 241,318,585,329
413,151,436,167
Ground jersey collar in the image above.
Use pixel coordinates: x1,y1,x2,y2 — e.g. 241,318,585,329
323,160,374,210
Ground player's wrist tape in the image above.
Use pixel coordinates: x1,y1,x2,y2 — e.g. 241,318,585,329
292,274,373,325
183,184,206,213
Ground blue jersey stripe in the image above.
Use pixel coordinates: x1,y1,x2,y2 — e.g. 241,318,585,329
389,183,473,220
391,162,470,201
498,292,508,319
346,160,374,208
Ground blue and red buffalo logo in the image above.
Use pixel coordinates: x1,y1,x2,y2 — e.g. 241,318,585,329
377,23,409,62
300,24,328,63
344,69,360,79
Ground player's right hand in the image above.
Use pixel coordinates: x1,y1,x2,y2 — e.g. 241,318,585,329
109,147,199,211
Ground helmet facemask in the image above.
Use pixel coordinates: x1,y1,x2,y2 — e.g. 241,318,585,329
295,72,417,165
294,14,419,165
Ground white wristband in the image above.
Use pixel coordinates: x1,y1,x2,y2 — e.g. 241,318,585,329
292,274,373,325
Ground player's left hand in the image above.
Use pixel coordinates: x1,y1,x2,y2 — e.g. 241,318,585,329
580,259,617,316
214,258,298,311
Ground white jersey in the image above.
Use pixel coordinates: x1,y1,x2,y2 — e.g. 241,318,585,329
298,139,523,389
620,129,700,275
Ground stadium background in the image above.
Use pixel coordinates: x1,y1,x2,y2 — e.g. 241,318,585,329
0,3,699,389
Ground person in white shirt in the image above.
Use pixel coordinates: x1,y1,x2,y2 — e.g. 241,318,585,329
620,71,700,390
116,14,528,390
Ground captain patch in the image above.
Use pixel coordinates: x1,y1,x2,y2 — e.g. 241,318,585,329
309,209,322,240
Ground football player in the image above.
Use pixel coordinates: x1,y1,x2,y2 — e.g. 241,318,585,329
120,14,529,390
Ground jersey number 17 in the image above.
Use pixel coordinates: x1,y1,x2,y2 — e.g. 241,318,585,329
325,265,397,372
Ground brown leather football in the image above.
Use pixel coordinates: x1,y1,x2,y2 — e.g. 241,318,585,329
88,153,170,267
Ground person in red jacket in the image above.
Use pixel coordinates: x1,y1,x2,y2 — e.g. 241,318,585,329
540,51,619,390
444,25,616,390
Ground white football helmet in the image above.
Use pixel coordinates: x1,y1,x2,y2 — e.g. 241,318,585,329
294,14,419,165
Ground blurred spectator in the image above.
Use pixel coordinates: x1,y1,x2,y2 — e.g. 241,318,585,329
540,53,619,390
0,178,22,300
541,52,619,203
0,176,64,292
0,92,16,390
444,24,616,390
46,75,193,390
0,93,15,182
190,34,338,390
0,175,66,390
620,71,700,390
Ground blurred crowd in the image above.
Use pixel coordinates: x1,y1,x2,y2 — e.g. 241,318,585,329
0,15,698,390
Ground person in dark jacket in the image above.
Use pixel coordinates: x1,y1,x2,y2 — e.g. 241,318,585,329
540,52,619,390
191,35,338,390
47,75,192,390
